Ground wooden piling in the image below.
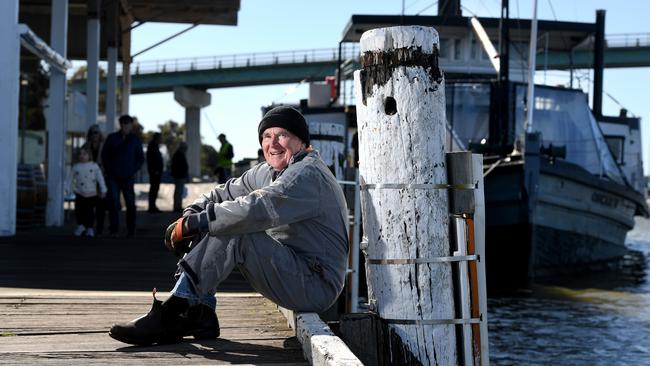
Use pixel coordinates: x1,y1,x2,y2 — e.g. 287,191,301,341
354,26,456,365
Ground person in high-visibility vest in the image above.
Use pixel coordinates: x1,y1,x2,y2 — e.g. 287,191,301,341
214,134,233,183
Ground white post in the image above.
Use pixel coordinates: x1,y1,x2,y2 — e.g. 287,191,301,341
86,1,100,129
46,0,68,227
106,46,118,132
0,0,20,236
472,153,489,365
354,26,456,364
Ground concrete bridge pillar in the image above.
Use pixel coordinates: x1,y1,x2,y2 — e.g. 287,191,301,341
173,86,211,178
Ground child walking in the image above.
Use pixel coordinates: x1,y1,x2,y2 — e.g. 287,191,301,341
68,147,107,237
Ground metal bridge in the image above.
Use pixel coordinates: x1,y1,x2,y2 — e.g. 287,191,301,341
69,33,650,95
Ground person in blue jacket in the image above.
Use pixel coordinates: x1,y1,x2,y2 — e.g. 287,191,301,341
101,115,144,237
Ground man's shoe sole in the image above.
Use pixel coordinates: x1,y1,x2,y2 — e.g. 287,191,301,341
108,330,182,346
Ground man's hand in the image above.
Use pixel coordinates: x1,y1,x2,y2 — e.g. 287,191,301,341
164,215,203,252
164,217,190,251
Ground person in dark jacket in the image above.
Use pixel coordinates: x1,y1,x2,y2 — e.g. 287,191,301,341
146,133,163,213
109,106,348,346
101,115,144,237
170,142,189,212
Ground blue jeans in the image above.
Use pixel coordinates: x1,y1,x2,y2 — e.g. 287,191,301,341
106,176,136,235
171,272,217,309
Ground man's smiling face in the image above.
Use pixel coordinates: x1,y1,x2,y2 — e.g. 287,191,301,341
261,127,305,171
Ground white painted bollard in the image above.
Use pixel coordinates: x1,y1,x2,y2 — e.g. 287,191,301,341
354,26,457,365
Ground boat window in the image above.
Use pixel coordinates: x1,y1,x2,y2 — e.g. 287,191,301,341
604,136,625,164
470,40,489,61
514,85,625,185
445,83,490,151
439,38,450,59
454,39,463,60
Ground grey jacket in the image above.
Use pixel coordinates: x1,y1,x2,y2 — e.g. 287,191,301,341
182,150,349,301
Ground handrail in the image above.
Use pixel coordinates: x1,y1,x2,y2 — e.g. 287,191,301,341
68,32,648,79
124,46,360,76
605,32,650,48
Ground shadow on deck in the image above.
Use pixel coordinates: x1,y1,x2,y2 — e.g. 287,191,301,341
0,209,252,293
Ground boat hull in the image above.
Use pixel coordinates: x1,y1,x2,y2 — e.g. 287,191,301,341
484,158,639,290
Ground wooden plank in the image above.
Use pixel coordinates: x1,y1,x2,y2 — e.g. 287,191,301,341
0,292,307,365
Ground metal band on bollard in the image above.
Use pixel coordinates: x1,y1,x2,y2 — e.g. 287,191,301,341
368,255,479,265
383,317,481,326
361,183,476,190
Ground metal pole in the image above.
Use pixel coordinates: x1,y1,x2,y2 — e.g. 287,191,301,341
336,41,343,104
525,0,538,133
453,216,473,365
20,78,28,164
131,24,197,58
592,10,606,118
0,0,20,235
106,45,118,131
46,0,68,227
86,0,100,129
350,169,361,313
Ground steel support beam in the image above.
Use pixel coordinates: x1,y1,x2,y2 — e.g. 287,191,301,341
0,0,20,235
86,0,100,129
46,0,68,227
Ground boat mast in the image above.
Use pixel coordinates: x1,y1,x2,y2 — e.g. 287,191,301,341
490,0,511,154
524,0,539,133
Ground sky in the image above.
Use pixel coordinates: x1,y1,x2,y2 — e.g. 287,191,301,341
109,0,650,172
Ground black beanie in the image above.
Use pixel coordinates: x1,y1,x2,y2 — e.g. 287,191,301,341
258,106,310,146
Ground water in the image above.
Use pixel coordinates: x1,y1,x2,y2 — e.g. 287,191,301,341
488,217,650,365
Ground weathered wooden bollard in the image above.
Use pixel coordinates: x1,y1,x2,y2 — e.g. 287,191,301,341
354,26,456,364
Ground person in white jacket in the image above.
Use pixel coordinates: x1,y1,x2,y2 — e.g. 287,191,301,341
67,146,107,237
109,106,349,346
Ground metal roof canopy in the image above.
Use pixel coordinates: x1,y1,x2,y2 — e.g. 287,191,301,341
340,14,596,52
18,0,240,61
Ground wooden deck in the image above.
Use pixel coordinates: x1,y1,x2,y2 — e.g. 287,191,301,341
0,206,307,365
0,289,306,365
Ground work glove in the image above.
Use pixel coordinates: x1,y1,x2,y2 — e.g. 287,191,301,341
164,213,209,255
164,217,192,255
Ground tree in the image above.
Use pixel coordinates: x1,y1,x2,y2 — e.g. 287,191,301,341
201,144,219,177
158,120,185,161
19,60,49,131
147,120,219,178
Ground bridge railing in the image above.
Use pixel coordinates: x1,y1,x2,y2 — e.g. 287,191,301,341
127,46,360,75
606,33,650,48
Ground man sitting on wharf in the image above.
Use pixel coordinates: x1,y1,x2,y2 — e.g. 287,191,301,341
109,106,349,345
